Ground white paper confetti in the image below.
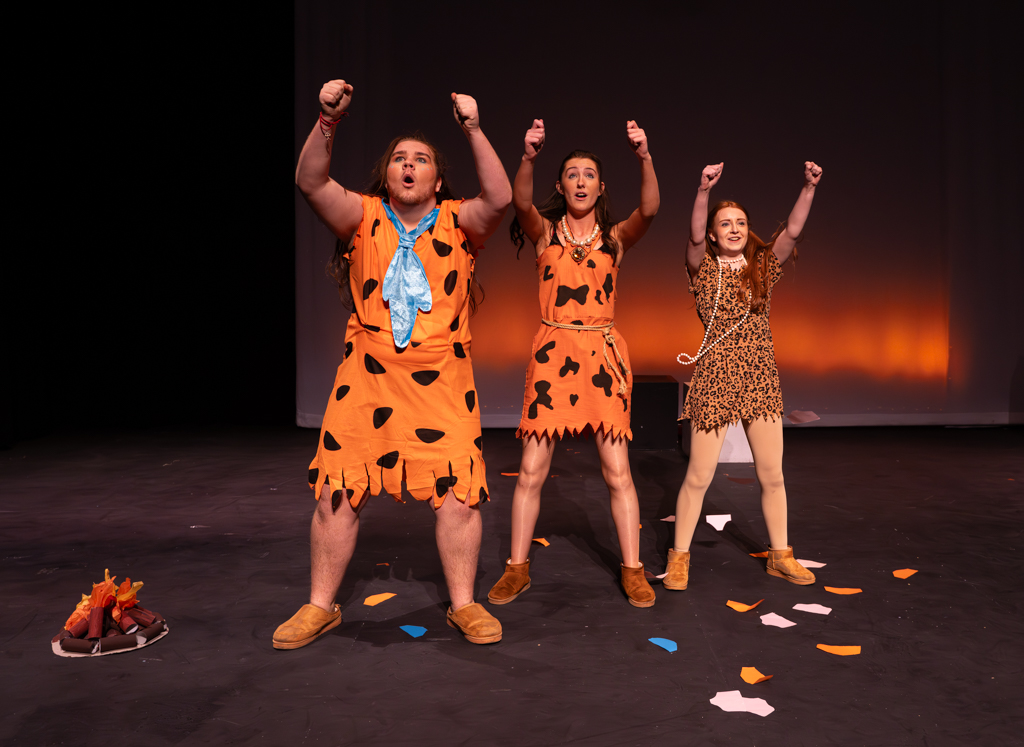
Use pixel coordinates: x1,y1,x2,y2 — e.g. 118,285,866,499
792,603,832,615
706,514,731,531
710,690,775,717
759,612,797,628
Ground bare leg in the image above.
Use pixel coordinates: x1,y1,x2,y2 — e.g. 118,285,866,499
310,484,369,611
432,492,483,610
673,424,728,551
508,435,556,564
742,416,788,549
595,430,641,567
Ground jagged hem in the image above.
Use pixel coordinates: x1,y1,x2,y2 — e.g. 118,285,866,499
515,421,632,442
308,456,489,510
679,407,784,433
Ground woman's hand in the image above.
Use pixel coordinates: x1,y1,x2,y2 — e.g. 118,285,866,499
451,93,480,132
804,161,823,187
700,162,723,192
626,120,649,159
320,79,353,120
524,119,545,161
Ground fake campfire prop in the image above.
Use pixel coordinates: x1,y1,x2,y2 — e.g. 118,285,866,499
51,569,168,657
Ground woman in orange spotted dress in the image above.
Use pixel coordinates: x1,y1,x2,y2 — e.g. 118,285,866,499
665,161,823,593
487,119,660,608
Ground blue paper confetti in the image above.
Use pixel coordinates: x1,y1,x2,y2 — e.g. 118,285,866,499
649,637,677,652
400,625,427,638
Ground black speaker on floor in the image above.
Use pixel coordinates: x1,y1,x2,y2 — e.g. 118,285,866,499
630,375,679,449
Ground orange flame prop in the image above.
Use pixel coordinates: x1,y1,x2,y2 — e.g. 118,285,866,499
63,569,144,630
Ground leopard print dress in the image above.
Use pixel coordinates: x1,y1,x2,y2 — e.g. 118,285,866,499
681,251,784,431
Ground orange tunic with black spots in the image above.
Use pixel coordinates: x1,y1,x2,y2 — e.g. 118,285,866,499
516,239,632,441
308,195,488,509
681,251,784,431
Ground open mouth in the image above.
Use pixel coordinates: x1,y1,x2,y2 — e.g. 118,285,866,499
574,192,587,200
402,174,416,186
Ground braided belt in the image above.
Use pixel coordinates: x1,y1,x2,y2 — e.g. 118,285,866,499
541,319,630,397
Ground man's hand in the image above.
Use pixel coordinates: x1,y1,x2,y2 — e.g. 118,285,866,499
524,119,545,161
451,93,480,132
320,80,353,120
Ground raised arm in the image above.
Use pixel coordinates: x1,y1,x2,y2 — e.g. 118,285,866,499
686,163,723,278
452,93,513,249
772,162,823,265
294,79,364,243
612,121,660,258
510,120,547,252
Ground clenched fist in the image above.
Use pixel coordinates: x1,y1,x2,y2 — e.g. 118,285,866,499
451,93,480,132
700,162,724,191
320,79,353,120
804,161,823,187
524,119,545,161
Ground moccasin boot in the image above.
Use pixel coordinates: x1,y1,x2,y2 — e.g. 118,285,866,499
621,563,656,608
766,546,816,585
663,549,690,591
447,602,502,644
487,559,531,605
272,603,342,649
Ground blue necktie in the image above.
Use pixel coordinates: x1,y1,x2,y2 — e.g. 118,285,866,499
380,202,439,348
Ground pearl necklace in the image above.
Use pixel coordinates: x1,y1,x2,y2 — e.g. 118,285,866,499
560,216,601,263
677,256,752,366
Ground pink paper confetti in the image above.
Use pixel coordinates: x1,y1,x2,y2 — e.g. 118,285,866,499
760,613,797,628
710,690,774,717
792,603,831,615
706,514,731,531
787,410,820,424
797,559,826,568
660,515,676,522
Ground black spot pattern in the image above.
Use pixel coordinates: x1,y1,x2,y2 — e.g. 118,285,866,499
559,357,580,377
592,365,613,397
535,341,556,363
432,238,453,257
412,370,440,386
623,397,629,412
415,429,445,443
362,278,378,300
594,289,604,305
571,320,584,326
436,475,459,496
603,273,614,299
363,324,381,333
527,381,554,419
444,270,458,296
323,431,342,451
371,218,380,237
376,451,399,469
427,224,435,235
450,317,460,332
474,436,483,450
411,341,422,348
335,385,350,401
543,266,554,281
345,342,353,358
570,394,579,406
479,487,488,502
461,240,471,254
373,407,393,429
453,342,466,358
587,259,597,268
556,284,589,307
365,354,386,374
465,390,476,412
331,489,353,512
452,212,460,230
308,468,319,485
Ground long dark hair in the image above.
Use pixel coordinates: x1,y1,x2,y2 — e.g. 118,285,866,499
510,150,618,260
705,200,796,314
327,132,483,314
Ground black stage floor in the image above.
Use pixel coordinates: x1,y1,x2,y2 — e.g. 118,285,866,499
2,425,1021,746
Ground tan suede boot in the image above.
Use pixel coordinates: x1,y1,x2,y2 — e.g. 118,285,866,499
272,603,342,649
663,549,690,590
621,563,656,608
487,558,531,605
447,602,502,643
766,546,816,585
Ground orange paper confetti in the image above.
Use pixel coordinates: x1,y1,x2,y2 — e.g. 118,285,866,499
532,538,550,547
363,593,396,606
376,562,390,566
726,599,764,612
892,568,918,579
740,667,773,684
824,587,862,595
501,472,519,476
817,644,861,656
749,551,770,558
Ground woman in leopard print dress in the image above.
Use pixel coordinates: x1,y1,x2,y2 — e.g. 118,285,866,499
665,161,823,591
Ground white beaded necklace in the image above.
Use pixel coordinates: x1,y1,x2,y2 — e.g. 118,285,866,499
560,216,601,263
677,256,752,366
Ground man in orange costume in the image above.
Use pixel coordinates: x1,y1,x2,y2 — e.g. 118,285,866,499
274,79,511,648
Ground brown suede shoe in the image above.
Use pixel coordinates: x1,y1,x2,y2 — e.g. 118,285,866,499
487,559,531,604
766,546,816,585
621,563,656,607
663,549,690,591
447,602,502,644
272,603,342,649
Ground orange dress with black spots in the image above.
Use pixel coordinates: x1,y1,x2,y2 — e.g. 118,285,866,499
682,251,784,431
308,195,488,509
516,234,632,441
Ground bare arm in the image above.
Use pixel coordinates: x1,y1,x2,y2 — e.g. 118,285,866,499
686,163,723,279
772,161,823,265
452,93,513,249
612,121,660,259
511,119,547,254
294,79,363,243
